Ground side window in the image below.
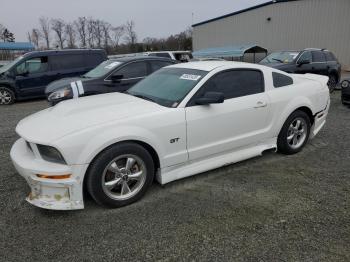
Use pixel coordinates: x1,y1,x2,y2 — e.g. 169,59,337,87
298,51,312,63
324,51,336,62
113,62,147,79
272,72,293,88
85,53,104,67
152,53,172,59
16,57,48,75
196,70,264,101
312,51,326,63
50,54,86,70
150,60,173,72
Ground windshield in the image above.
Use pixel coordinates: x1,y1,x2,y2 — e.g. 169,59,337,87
0,56,24,74
260,51,300,64
83,60,122,78
127,67,208,107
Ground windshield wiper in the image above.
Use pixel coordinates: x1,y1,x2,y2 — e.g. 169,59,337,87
272,58,284,63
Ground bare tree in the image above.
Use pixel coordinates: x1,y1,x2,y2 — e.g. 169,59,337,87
93,19,104,48
74,17,87,47
30,29,41,48
124,20,137,47
111,25,125,47
65,23,76,48
101,21,111,49
39,17,50,49
87,17,95,48
51,18,66,49
0,24,5,39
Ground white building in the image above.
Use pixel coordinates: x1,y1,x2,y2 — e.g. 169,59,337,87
193,0,350,68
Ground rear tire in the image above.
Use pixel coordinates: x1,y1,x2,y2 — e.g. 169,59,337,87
277,110,311,155
0,87,15,105
86,142,155,208
327,74,337,93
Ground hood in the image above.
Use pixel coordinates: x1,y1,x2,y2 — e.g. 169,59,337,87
16,92,164,143
45,77,91,94
260,62,294,70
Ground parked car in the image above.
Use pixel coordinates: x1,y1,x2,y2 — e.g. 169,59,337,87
0,49,107,105
46,56,176,105
259,48,341,92
341,78,350,105
143,51,193,62
10,61,330,210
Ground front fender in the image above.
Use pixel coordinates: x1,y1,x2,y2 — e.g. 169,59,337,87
56,125,165,167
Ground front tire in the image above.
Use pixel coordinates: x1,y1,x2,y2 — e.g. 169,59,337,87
277,110,311,155
0,87,15,105
86,142,155,208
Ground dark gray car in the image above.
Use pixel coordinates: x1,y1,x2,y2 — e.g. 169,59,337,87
46,56,176,105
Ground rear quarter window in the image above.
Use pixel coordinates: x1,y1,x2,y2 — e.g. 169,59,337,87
272,72,294,88
50,54,86,70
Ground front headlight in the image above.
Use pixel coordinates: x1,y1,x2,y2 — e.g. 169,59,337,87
37,144,66,164
341,80,349,89
48,87,72,103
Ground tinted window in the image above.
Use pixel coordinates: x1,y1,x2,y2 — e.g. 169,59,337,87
298,51,312,63
85,53,104,67
324,51,336,62
151,53,172,59
16,56,48,75
312,51,326,62
150,60,173,72
84,60,122,78
195,70,264,101
114,62,147,79
272,72,293,88
50,54,86,70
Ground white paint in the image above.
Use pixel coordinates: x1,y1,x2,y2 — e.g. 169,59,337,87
10,61,330,210
76,80,84,95
70,82,79,98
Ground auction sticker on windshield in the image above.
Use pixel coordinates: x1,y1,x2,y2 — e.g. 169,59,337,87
105,62,121,69
180,74,202,81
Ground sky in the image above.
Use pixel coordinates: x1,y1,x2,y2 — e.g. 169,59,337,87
0,0,269,42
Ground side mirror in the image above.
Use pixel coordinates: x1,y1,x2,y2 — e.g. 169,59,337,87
195,92,224,105
111,74,123,83
297,59,311,66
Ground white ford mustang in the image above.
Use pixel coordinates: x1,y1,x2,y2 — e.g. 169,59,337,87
10,61,330,210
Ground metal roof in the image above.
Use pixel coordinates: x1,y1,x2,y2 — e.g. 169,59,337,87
192,45,267,58
0,42,34,50
192,0,300,27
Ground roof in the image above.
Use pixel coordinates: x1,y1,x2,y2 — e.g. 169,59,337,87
111,56,175,62
0,42,34,50
168,60,270,72
192,45,267,58
192,0,300,27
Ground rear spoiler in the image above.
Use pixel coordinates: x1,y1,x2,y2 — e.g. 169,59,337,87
291,73,329,86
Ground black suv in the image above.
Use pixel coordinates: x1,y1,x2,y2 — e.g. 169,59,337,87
46,56,176,105
260,48,341,91
0,49,107,105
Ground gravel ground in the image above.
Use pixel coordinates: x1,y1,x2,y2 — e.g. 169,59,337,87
0,93,349,262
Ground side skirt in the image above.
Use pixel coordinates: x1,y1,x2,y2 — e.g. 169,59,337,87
156,138,277,185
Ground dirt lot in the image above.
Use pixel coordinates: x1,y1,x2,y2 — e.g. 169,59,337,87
0,92,349,262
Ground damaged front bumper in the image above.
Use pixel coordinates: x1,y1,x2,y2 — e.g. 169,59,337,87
10,138,88,210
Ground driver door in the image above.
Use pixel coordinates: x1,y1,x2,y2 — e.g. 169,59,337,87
185,69,270,161
106,61,148,93
15,56,50,97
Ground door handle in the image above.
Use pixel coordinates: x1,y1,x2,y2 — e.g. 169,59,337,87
254,101,267,108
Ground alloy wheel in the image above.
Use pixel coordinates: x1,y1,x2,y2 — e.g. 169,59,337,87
287,117,308,150
101,154,147,201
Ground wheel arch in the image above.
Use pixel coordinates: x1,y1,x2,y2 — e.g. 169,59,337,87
0,83,17,97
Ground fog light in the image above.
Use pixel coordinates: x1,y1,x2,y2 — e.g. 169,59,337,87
36,174,71,179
